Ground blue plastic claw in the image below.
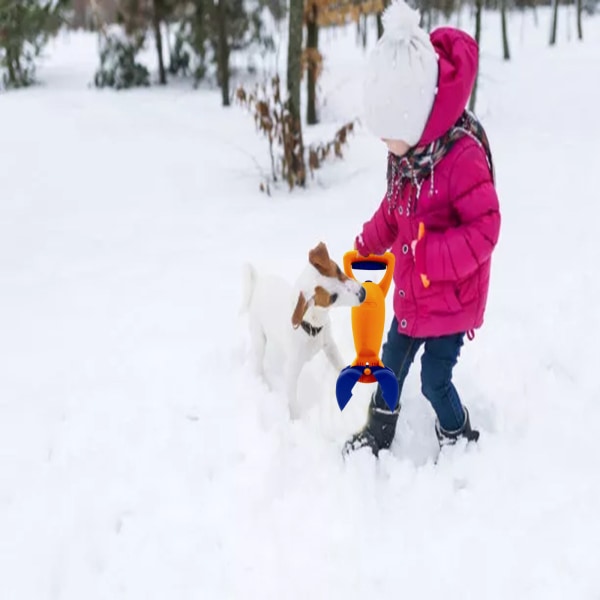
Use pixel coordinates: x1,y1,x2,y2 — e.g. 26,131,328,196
335,365,399,412
335,366,365,411
372,367,400,411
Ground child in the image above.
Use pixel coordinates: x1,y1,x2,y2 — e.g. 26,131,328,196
344,0,501,456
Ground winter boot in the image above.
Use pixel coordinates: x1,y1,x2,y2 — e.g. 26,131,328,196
434,406,480,448
342,396,400,457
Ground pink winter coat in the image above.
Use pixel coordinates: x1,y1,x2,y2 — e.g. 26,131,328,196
355,28,501,338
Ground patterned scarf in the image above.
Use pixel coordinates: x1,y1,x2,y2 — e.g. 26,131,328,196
385,110,494,215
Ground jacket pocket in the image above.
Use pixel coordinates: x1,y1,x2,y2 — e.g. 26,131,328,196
455,273,478,308
412,269,461,315
443,283,462,313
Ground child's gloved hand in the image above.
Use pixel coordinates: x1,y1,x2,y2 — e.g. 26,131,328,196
353,235,369,257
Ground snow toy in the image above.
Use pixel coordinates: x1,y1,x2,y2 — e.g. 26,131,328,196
335,251,399,411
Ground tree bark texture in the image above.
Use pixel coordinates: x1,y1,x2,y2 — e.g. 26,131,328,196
376,12,383,38
306,3,319,125
468,0,482,112
152,0,166,85
286,0,305,186
217,0,230,106
287,0,303,122
377,0,389,38
501,0,510,60
550,0,559,44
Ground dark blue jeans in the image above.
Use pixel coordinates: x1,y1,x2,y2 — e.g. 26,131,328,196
373,317,466,432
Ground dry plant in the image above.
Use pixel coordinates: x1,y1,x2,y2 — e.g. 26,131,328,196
309,0,385,26
235,74,304,193
235,75,356,194
301,47,323,81
307,120,356,177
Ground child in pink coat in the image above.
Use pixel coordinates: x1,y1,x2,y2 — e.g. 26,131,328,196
344,1,501,456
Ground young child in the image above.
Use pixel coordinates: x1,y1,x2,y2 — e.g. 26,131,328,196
344,0,501,456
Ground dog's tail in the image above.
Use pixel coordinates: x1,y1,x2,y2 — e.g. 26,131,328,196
239,262,256,315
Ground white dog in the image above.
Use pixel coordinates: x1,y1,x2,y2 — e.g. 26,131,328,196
241,242,366,416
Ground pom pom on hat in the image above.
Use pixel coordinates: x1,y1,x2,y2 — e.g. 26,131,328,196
381,0,422,43
362,0,439,146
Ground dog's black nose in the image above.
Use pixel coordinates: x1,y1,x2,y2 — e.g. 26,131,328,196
358,286,366,303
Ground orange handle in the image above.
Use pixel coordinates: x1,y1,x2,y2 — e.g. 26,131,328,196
343,250,395,379
418,223,430,288
343,251,395,296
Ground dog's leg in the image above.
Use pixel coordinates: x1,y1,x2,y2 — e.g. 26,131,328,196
323,328,347,372
284,354,304,419
248,319,269,386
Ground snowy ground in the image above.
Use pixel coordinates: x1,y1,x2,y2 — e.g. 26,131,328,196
1,8,600,600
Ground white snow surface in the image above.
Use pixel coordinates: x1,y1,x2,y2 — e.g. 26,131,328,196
1,9,600,600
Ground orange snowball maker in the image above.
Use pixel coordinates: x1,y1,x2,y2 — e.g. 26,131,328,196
335,251,400,412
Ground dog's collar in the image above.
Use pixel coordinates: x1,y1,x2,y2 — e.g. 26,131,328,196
300,320,323,337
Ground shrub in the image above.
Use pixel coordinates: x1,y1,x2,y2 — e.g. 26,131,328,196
0,0,65,90
94,29,150,90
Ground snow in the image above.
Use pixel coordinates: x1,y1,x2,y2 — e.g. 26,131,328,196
1,8,600,599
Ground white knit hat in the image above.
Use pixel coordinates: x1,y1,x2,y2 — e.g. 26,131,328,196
362,0,439,146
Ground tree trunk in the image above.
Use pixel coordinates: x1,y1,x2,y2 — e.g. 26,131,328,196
361,14,368,48
376,12,384,38
377,0,391,38
6,48,17,87
192,0,205,64
550,0,559,44
15,52,23,85
165,21,172,61
73,0,87,28
456,0,463,28
152,1,166,85
576,0,583,39
469,0,482,112
306,4,319,125
217,0,230,106
419,0,432,31
287,0,303,122
286,0,306,186
501,0,510,60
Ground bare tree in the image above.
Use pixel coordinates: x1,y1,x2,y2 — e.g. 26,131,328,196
216,0,230,105
501,0,510,59
376,0,389,39
287,0,303,121
469,0,483,112
550,0,559,44
576,0,583,39
286,0,306,185
306,1,319,124
419,0,434,31
152,0,167,84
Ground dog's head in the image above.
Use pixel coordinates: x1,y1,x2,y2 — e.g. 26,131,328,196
291,242,366,328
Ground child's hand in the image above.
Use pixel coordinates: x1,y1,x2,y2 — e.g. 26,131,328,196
354,236,369,257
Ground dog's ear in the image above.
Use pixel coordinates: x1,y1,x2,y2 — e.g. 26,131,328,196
308,242,333,276
291,292,309,328
313,286,334,307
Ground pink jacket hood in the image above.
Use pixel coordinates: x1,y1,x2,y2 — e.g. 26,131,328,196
418,28,479,146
